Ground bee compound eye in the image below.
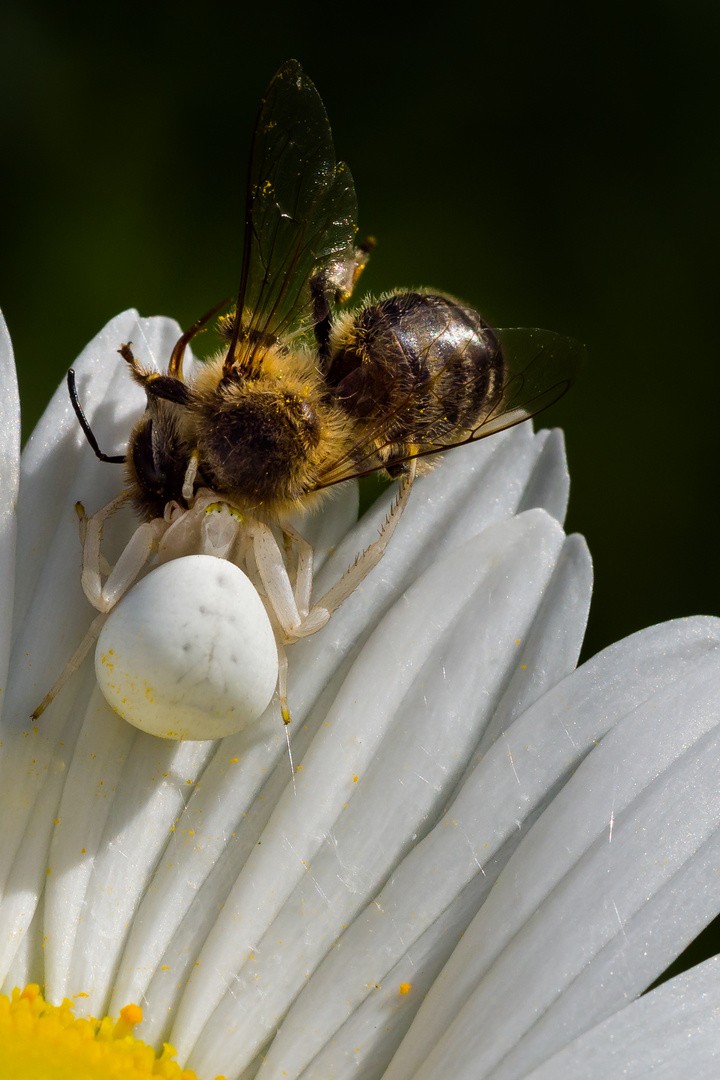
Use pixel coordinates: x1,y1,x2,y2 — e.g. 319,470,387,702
94,554,278,740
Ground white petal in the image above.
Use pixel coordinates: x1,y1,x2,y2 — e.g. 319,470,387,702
383,618,720,1080
64,719,214,1016
290,423,568,723
0,311,20,721
105,426,566,1037
521,955,720,1079
183,511,588,1076
257,533,593,1080
44,690,137,1003
0,313,181,983
516,426,569,524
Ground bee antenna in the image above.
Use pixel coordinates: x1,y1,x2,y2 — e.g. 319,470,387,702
67,369,127,464
168,297,232,378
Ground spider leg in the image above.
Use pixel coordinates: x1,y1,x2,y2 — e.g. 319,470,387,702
81,493,168,612
276,641,291,725
80,492,130,607
31,612,107,720
282,524,314,619
251,522,303,637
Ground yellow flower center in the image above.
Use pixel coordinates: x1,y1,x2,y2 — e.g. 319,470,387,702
0,985,227,1079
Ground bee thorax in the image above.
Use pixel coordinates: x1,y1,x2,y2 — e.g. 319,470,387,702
196,381,338,506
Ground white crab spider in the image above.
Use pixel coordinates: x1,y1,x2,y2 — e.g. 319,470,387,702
34,460,415,740
95,553,278,740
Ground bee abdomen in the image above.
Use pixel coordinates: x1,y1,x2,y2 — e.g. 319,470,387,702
327,291,505,444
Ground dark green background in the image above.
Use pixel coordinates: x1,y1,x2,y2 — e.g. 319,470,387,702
1,1,718,665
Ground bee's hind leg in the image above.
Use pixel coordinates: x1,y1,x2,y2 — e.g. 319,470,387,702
310,238,375,362
302,459,416,628
309,272,335,361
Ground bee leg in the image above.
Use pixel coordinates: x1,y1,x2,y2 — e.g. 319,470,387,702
309,271,334,361
31,612,107,720
310,240,376,362
344,237,375,299
308,459,416,622
181,452,200,503
168,297,229,379
120,343,197,407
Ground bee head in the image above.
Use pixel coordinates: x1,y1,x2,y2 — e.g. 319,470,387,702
126,399,195,520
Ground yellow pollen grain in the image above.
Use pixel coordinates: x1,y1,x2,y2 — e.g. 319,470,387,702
399,982,412,995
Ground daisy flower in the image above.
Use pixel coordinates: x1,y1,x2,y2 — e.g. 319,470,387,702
0,309,719,1079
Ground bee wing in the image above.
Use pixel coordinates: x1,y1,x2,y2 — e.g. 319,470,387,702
226,60,358,372
462,326,586,437
315,328,586,486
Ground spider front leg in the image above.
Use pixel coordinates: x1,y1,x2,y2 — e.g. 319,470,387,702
255,462,416,643
252,464,416,725
282,523,314,619
77,491,128,604
251,523,309,639
250,523,326,726
33,495,171,720
80,494,169,613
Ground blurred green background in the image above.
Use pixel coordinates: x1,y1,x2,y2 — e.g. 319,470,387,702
0,0,718,668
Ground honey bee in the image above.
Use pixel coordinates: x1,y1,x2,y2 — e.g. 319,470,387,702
34,60,584,734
